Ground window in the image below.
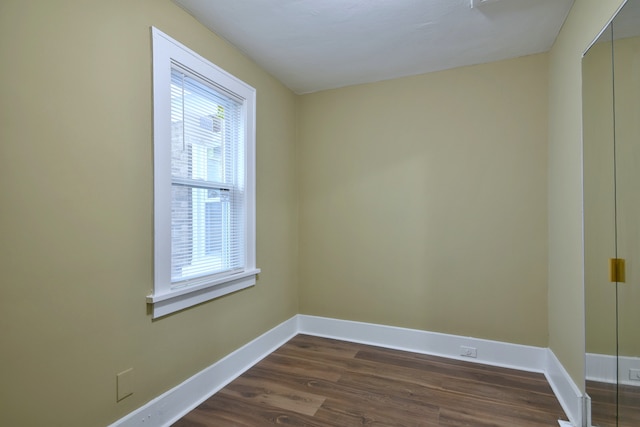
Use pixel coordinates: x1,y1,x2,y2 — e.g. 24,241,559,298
148,28,259,318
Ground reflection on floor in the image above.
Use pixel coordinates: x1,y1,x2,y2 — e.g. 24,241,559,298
587,380,640,427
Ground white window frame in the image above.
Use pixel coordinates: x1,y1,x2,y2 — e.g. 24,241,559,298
148,27,259,318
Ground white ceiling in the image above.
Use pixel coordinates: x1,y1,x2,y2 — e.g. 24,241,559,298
173,0,575,94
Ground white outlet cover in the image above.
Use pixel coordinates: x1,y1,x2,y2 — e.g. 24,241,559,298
460,346,477,358
470,0,502,8
117,368,134,401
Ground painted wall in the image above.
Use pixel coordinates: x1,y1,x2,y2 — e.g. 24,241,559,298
297,54,549,347
547,0,625,389
0,1,298,426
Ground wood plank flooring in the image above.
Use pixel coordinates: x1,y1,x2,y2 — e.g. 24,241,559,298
588,380,640,427
173,334,567,426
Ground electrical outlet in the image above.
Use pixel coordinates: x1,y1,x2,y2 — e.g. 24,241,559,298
460,346,477,358
470,0,501,8
629,369,640,381
117,368,134,401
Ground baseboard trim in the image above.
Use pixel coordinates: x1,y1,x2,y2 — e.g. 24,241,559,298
545,349,584,427
108,316,298,427
586,352,616,385
297,314,547,373
586,352,640,386
109,314,582,427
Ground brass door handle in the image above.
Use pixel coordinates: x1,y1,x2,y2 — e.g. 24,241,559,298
609,258,626,283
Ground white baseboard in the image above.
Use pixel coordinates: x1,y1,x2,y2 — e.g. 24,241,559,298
584,393,592,427
109,314,581,427
545,349,584,427
297,315,547,373
586,352,640,386
108,316,298,427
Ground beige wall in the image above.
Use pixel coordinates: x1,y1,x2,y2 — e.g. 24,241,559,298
0,1,298,426
298,54,550,347
547,0,625,389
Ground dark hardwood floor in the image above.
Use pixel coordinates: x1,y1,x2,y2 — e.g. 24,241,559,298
173,334,567,426
588,380,640,427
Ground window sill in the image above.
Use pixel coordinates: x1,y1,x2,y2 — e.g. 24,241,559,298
147,268,260,319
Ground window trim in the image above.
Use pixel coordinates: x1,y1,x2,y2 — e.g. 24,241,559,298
148,27,259,319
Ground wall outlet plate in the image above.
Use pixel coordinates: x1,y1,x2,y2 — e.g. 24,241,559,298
117,368,134,401
460,346,477,358
470,0,502,8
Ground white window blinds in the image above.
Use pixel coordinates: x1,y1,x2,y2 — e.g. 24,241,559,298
169,67,245,287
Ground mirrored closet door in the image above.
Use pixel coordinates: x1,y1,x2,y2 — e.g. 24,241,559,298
583,1,640,425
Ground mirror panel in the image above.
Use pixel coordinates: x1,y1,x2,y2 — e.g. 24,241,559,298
583,0,640,425
583,21,617,427
612,5,640,424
